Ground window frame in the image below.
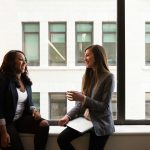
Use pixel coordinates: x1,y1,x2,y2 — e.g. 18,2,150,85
75,21,93,66
102,21,117,66
48,22,67,66
49,92,67,120
22,22,40,66
116,0,150,125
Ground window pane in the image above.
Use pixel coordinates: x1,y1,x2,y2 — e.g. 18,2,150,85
103,24,117,32
32,92,40,110
103,34,116,43
49,93,66,120
126,1,150,120
145,23,150,65
76,22,93,65
51,34,65,43
77,33,91,42
25,34,39,61
112,92,117,120
23,23,40,66
49,23,66,66
76,24,92,32
102,22,117,66
50,24,66,32
24,24,39,32
145,92,150,119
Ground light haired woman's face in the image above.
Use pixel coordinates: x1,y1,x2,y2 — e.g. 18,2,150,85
84,49,95,68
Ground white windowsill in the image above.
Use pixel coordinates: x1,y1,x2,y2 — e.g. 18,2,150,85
48,125,150,136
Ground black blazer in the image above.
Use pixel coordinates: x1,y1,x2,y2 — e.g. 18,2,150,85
0,73,34,125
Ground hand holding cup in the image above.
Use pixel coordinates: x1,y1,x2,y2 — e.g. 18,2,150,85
66,91,73,101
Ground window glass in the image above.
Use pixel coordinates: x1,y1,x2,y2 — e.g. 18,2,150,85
48,22,66,66
125,0,150,120
145,23,150,65
76,22,93,65
23,23,40,66
102,22,117,66
49,93,66,120
145,92,150,119
32,92,40,110
112,92,117,120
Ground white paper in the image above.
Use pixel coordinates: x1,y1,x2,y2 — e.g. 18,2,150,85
67,117,93,133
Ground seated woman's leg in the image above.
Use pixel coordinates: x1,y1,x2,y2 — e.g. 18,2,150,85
0,124,24,150
57,127,82,150
14,115,49,150
89,130,109,150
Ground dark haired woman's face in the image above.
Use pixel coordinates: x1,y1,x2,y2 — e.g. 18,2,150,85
84,49,95,68
15,52,27,74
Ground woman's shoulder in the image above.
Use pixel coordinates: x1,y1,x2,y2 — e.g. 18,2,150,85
0,73,10,84
103,71,114,79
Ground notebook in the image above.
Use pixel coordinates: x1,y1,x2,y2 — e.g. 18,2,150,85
67,117,93,133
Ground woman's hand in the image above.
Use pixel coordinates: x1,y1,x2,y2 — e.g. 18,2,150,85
66,91,85,102
58,115,70,126
1,131,11,148
32,109,41,120
39,120,49,127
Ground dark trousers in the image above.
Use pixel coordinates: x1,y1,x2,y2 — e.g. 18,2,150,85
57,127,109,150
0,115,49,150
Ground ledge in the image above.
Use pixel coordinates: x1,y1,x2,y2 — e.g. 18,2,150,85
48,125,150,135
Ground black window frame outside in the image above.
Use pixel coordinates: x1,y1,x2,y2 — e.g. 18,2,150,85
116,0,150,125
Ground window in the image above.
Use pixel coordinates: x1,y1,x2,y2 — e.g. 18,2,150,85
49,93,66,120
145,92,150,119
145,22,150,65
75,22,93,65
32,92,40,110
48,22,66,66
112,92,117,120
22,23,40,66
102,22,117,66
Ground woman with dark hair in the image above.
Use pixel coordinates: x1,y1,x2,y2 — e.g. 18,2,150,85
0,50,49,150
57,45,115,150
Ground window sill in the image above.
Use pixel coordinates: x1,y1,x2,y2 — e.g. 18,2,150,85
48,125,150,135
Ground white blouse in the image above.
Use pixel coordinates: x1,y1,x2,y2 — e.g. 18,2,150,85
13,88,27,121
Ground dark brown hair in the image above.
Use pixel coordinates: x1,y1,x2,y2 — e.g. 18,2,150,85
0,50,32,87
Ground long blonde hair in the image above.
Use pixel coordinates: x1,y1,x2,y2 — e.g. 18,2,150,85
82,45,109,96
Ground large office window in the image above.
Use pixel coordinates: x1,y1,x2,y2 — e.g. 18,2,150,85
22,23,40,66
75,22,93,65
48,22,66,66
32,92,40,110
49,93,66,120
145,22,150,65
102,22,117,66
